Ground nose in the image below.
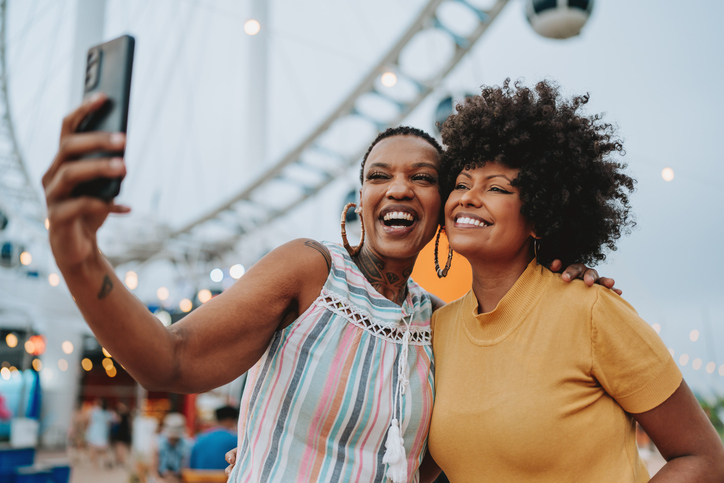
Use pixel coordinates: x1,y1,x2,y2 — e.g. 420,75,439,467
386,175,414,200
459,188,482,207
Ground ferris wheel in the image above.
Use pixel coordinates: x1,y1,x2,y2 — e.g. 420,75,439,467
0,0,594,303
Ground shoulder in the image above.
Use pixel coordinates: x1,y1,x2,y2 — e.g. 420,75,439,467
431,292,470,331
255,238,332,283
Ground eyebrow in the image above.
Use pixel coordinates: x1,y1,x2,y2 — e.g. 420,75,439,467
459,172,514,183
367,162,439,172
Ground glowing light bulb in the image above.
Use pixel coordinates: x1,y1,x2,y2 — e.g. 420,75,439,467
62,341,74,354
661,167,674,182
244,19,261,35
157,286,169,301
381,72,397,87
20,251,32,266
48,273,60,286
179,298,193,312
210,268,224,283
230,264,245,279
125,271,138,290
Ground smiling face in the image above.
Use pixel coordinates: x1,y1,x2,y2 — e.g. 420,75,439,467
445,163,536,265
359,135,442,265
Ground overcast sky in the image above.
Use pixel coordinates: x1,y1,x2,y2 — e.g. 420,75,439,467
5,0,724,395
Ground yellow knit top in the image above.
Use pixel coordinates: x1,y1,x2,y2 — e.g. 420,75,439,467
428,260,681,482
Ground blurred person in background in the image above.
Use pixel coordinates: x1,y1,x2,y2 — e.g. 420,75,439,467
153,412,193,483
85,398,113,468
111,400,132,468
189,405,238,470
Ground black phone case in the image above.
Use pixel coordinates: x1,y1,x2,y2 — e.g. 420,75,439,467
72,35,135,200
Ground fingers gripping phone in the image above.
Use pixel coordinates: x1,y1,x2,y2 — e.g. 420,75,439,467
72,35,135,200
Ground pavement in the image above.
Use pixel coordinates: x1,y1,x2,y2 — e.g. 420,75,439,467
37,448,133,483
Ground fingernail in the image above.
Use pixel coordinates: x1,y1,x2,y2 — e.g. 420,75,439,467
89,92,104,103
110,133,125,146
110,158,123,169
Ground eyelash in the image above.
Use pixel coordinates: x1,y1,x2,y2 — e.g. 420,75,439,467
366,172,438,183
454,184,511,194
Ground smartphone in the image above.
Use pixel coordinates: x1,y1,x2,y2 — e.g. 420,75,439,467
72,35,135,200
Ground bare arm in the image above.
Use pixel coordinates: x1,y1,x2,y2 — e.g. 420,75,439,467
549,259,622,295
419,449,442,483
634,380,724,481
44,96,329,393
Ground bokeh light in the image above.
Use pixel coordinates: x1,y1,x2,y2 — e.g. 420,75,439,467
155,310,172,327
230,264,245,279
48,273,60,286
5,334,17,348
44,218,49,230
81,358,93,371
651,323,661,334
198,289,212,304
678,353,689,366
32,359,42,371
157,286,169,301
106,366,117,378
102,358,114,370
58,359,68,371
210,268,224,283
381,72,397,87
62,341,74,354
661,167,674,182
125,271,138,290
102,347,112,358
689,329,699,342
179,298,193,313
20,251,32,265
0,368,9,380
692,358,702,370
244,19,261,35
706,362,716,374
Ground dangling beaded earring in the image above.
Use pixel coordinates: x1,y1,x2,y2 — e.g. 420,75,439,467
341,202,365,257
434,225,453,278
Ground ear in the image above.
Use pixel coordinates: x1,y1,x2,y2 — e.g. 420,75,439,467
357,190,363,211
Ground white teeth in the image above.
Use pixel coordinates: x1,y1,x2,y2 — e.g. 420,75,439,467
383,212,414,222
457,217,487,227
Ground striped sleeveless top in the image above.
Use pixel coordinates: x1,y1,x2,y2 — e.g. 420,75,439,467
228,242,434,483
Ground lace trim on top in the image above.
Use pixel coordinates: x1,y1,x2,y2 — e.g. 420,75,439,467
319,289,431,346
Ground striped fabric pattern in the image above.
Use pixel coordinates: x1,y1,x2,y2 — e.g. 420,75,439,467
228,242,434,483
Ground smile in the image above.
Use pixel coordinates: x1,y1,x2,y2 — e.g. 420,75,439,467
380,208,418,228
454,214,491,228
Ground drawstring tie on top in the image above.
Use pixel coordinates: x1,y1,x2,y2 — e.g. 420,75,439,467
383,317,412,483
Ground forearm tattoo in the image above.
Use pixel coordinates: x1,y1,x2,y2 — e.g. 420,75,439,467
97,275,113,299
304,240,332,272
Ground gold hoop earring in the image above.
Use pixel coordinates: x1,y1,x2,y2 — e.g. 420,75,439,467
434,226,453,278
341,202,364,257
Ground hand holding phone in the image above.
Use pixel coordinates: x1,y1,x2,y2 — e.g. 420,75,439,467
72,35,135,200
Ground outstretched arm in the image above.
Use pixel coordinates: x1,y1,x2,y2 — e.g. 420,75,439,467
634,380,724,481
549,259,622,295
44,96,329,393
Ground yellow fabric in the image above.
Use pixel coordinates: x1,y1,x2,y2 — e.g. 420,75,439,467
428,260,682,482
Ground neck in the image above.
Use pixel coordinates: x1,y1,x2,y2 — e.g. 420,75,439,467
469,253,534,314
353,245,414,306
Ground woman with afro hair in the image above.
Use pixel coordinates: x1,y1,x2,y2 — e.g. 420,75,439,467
427,79,724,482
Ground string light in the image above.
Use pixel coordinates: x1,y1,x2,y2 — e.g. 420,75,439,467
244,19,261,35
81,358,93,371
